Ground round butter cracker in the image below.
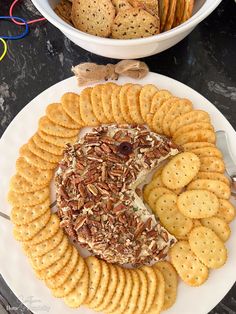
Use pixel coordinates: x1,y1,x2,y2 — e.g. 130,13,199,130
28,137,62,163
88,260,110,309
155,261,178,311
139,84,158,122
16,157,53,185
162,98,192,136
141,266,157,314
35,244,73,280
61,92,84,126
45,246,79,289
147,186,175,211
127,84,144,124
152,97,179,133
19,144,57,170
195,171,230,186
10,173,48,194
13,210,51,242
102,82,117,123
170,109,210,136
95,264,118,312
46,103,80,129
111,85,126,124
51,252,86,298
110,269,133,314
26,213,61,246
91,84,110,124
148,267,165,314
103,266,125,313
38,116,79,138
174,129,216,146
84,256,102,304
134,268,148,314
173,122,214,140
64,265,89,308
8,187,50,207
119,83,134,123
11,198,50,226
79,87,99,126
30,235,69,270
28,227,64,258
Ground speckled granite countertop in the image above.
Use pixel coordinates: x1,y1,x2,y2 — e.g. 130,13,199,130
0,0,236,313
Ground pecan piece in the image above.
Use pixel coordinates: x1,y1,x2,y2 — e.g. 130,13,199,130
147,229,158,238
113,204,126,213
60,219,70,228
74,216,87,230
134,222,146,237
143,217,153,231
84,201,94,209
108,182,120,193
161,230,169,242
110,169,124,177
106,199,113,211
76,161,85,170
101,136,116,144
87,156,103,162
84,174,99,184
97,187,110,196
59,187,69,200
157,248,167,260
101,163,107,181
78,183,86,197
94,146,104,155
87,184,99,196
107,154,122,163
101,143,112,153
135,188,142,197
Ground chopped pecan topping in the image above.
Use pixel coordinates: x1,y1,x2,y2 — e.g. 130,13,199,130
55,124,179,266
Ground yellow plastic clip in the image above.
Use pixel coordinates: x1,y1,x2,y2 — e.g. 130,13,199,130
0,38,7,62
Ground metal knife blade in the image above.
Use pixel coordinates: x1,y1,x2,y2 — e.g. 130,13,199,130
0,212,10,221
216,130,236,178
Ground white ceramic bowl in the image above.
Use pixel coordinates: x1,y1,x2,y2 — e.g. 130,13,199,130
32,0,222,59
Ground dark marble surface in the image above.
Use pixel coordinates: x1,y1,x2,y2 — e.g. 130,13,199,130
0,0,236,313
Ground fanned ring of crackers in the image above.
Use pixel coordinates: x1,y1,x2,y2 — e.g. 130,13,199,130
8,81,235,313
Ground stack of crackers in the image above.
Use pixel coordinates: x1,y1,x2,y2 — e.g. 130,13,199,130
55,0,195,39
8,82,235,313
144,151,232,286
